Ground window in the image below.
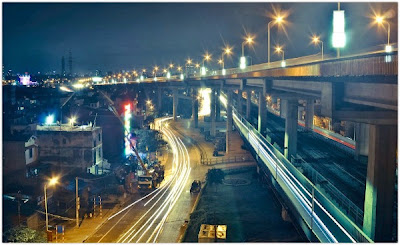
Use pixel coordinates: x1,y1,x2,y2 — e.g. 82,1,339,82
93,140,96,147
98,133,101,142
63,138,67,144
29,148,33,158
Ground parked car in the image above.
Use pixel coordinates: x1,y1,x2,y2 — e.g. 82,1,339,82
190,180,201,193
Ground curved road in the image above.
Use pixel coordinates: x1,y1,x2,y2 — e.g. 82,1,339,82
84,118,193,243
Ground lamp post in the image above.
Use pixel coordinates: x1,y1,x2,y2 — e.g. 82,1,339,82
153,66,159,81
275,45,286,67
241,36,254,69
268,16,284,63
186,58,192,75
220,46,232,75
44,177,58,231
312,35,324,60
374,15,391,52
202,53,211,76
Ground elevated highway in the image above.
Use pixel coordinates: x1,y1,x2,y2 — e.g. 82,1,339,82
88,49,397,242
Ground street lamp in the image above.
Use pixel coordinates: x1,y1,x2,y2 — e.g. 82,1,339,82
221,46,232,75
44,177,59,231
69,116,76,126
374,15,392,52
186,58,192,75
153,66,159,81
275,45,286,67
202,52,212,76
311,35,324,60
268,15,284,63
241,35,254,69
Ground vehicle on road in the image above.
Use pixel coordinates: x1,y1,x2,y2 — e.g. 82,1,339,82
190,180,201,193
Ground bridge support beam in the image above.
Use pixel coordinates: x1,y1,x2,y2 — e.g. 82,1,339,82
216,89,221,121
173,89,178,121
258,92,267,135
226,90,233,153
237,90,243,115
305,99,314,131
283,99,298,160
192,92,199,128
210,89,216,137
246,90,252,120
354,123,369,160
363,125,397,242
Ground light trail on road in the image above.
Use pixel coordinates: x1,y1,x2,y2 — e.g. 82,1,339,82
115,118,191,243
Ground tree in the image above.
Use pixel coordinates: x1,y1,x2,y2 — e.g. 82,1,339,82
3,226,47,243
206,168,225,192
134,129,166,153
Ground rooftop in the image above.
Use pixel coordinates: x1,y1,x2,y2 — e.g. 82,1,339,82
37,124,101,132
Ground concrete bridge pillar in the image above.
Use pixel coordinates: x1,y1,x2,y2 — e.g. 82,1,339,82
216,89,221,121
173,89,178,121
283,99,298,160
237,90,243,115
355,123,369,160
363,125,397,242
210,89,216,137
246,90,252,120
305,99,314,131
192,92,199,128
226,90,233,153
258,91,267,135
157,87,162,111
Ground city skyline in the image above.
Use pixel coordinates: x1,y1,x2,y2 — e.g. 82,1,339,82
3,2,397,74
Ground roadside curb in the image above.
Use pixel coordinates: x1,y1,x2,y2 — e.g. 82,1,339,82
177,181,208,243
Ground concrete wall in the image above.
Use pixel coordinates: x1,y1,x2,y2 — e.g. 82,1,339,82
37,127,103,171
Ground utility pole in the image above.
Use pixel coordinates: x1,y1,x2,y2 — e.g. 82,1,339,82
68,50,73,77
337,2,340,58
75,177,79,227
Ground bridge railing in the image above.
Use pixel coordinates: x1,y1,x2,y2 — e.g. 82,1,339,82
200,154,253,165
190,46,397,79
292,156,364,227
225,100,372,242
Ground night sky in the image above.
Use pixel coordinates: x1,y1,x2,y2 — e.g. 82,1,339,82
3,2,398,75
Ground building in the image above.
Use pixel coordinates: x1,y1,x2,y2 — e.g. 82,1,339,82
3,133,39,186
36,124,104,175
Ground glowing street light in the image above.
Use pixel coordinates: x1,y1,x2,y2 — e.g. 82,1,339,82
69,116,77,126
202,52,212,76
241,35,254,69
374,15,392,52
169,63,174,69
44,177,59,231
311,35,324,60
146,100,152,105
268,15,284,63
45,114,54,125
275,45,286,67
220,46,233,75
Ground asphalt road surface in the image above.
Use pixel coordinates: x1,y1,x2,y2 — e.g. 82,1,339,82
84,117,200,243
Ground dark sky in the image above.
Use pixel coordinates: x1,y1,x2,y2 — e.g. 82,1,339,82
3,2,398,75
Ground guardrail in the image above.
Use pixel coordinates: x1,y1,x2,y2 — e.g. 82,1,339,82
216,89,372,242
200,155,253,165
292,156,364,227
231,110,372,242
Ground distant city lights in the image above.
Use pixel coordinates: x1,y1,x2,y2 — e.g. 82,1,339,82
19,75,32,85
72,83,84,89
